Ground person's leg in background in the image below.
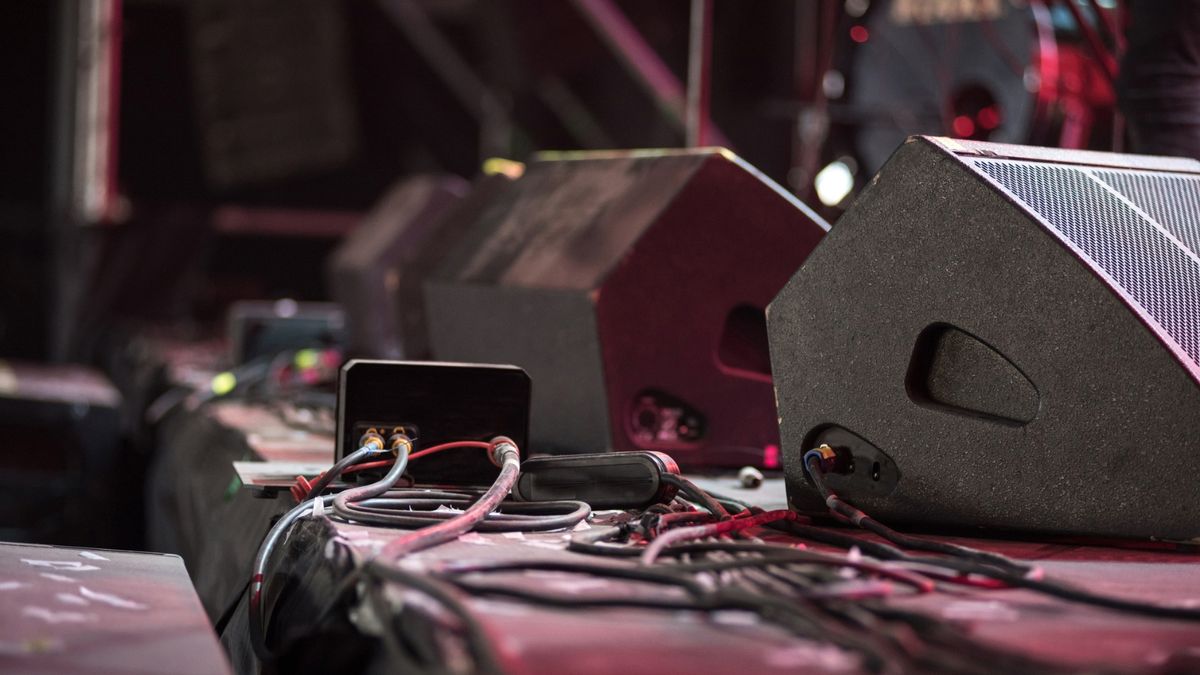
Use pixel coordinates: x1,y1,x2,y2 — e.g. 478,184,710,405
1118,0,1200,160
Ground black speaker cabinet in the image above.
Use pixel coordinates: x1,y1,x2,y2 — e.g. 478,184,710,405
327,175,468,359
427,149,829,468
768,136,1200,540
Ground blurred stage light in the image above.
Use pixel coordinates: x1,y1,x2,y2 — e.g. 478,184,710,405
814,160,855,207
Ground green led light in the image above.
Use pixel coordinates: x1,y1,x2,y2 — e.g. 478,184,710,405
294,349,319,370
481,157,524,178
211,371,237,396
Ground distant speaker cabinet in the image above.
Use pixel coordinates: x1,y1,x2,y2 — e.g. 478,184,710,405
427,149,829,468
326,175,468,359
226,300,345,365
768,136,1200,539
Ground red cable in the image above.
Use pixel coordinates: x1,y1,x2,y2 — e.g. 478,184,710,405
642,510,937,594
654,512,716,532
409,440,491,460
641,509,799,564
340,459,394,475
379,438,519,560
290,440,494,502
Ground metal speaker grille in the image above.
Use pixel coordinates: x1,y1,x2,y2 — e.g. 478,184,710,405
1093,171,1200,259
974,159,1200,371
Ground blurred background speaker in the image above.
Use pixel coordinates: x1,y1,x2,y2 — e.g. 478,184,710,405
428,149,828,469
327,175,470,359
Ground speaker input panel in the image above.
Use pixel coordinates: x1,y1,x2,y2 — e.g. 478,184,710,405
627,390,706,448
802,424,900,497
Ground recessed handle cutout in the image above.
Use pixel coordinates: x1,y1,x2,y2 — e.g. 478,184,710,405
716,304,772,380
906,323,1038,425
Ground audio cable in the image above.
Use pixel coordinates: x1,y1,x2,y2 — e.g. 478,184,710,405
249,434,590,663
802,444,1200,621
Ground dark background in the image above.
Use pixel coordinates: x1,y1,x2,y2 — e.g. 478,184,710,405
0,0,1123,363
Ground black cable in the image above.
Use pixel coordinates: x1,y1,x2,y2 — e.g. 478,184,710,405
566,523,634,556
250,436,578,671
446,581,701,612
569,524,899,573
363,577,426,675
802,452,1200,622
804,452,1028,574
249,495,335,662
362,561,507,675
860,604,1078,675
447,550,1076,674
250,445,411,662
339,492,589,532
568,509,989,583
659,473,730,519
306,445,383,499
354,492,1056,674
268,530,511,674
987,571,1200,621
776,511,1200,621
441,558,710,597
369,471,1129,674
440,575,902,674
767,520,1015,578
697,486,756,514
554,477,1192,670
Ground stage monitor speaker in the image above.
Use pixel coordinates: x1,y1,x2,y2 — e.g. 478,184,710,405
427,149,829,468
227,300,345,365
768,136,1200,540
327,175,467,358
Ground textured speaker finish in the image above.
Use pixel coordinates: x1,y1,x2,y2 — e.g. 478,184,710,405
768,136,1200,539
428,284,610,453
327,175,468,359
907,324,1038,425
427,149,828,466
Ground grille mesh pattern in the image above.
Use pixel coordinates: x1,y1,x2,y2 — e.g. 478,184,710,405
974,159,1200,369
1094,170,1200,259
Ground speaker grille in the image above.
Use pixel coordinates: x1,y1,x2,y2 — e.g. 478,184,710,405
1093,171,1200,259
974,159,1200,371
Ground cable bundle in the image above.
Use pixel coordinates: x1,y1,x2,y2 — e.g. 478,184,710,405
253,441,1200,674
344,453,1200,674
249,435,590,663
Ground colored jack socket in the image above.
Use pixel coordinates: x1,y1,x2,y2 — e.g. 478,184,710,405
358,429,385,451
809,444,851,474
357,424,418,455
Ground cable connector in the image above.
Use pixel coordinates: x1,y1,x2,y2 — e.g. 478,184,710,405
488,436,519,468
358,429,386,452
388,431,413,457
803,444,848,480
